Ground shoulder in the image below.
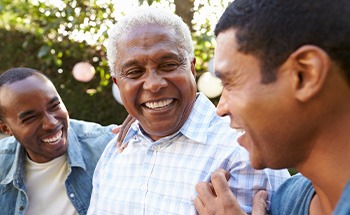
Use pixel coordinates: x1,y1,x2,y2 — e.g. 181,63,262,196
0,136,18,154
333,179,350,214
271,174,314,215
0,136,19,181
69,119,116,136
69,119,116,142
67,119,116,151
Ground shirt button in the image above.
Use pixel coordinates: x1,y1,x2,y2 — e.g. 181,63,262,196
70,193,75,198
19,206,24,211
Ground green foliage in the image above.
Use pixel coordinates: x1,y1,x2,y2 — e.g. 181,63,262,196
0,28,128,125
0,0,128,124
0,0,220,124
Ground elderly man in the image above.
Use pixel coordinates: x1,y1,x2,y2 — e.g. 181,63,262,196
0,68,116,215
88,6,290,214
194,0,350,214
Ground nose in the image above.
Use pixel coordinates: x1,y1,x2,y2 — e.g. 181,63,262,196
42,113,58,130
143,70,167,92
216,89,229,117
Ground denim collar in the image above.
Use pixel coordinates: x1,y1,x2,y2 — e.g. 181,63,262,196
1,124,86,186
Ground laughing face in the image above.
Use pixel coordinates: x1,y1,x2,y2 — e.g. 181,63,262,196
215,29,308,169
112,24,197,141
0,73,69,163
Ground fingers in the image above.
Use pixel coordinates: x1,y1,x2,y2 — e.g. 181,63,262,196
195,169,247,215
193,196,205,214
112,125,122,134
252,190,268,215
118,142,128,153
195,182,216,215
193,182,216,214
115,114,136,151
112,125,123,149
211,169,231,197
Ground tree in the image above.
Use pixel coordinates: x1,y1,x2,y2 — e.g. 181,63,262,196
0,0,230,124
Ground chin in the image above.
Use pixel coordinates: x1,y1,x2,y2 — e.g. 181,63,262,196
249,155,268,170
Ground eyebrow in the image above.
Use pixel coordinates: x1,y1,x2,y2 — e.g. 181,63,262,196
18,96,59,119
158,53,184,62
121,53,184,69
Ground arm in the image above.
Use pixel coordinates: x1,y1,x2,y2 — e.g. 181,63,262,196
194,169,268,215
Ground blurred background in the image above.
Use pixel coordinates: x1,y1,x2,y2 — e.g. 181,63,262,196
0,0,231,126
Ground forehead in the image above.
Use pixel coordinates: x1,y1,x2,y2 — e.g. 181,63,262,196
215,29,239,64
0,75,58,111
214,29,262,82
214,29,240,77
122,23,174,46
116,24,181,61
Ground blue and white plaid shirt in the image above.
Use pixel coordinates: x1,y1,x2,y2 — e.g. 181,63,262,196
88,93,290,215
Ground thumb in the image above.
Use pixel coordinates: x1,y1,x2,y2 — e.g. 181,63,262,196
252,190,268,215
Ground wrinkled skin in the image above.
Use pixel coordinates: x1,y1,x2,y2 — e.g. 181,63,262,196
112,23,197,141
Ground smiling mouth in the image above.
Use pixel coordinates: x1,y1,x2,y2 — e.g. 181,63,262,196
41,130,63,145
144,99,174,110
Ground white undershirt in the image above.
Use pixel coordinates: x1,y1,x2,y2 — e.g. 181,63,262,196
25,154,78,215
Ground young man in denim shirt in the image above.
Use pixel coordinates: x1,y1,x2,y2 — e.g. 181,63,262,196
0,67,116,215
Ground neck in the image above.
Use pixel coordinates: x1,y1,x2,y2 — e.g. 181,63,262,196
296,112,350,213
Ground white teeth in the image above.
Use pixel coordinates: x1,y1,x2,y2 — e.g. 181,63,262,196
235,129,245,135
42,130,62,145
145,99,173,109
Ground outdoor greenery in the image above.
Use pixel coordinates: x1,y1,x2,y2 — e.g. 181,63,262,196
0,0,229,125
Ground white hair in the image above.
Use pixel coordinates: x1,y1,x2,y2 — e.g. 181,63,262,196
106,6,194,77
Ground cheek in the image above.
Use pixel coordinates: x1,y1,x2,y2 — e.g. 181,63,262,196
12,128,36,147
119,81,139,99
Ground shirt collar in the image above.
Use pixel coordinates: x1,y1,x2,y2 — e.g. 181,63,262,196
1,123,86,186
179,92,217,144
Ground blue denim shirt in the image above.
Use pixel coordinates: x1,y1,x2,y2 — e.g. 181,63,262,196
0,119,115,215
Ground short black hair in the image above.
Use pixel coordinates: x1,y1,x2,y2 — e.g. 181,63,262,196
0,67,43,87
215,0,350,84
0,68,46,120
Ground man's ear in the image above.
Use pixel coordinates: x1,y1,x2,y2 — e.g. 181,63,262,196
288,45,330,102
191,57,197,77
0,121,12,136
112,77,118,87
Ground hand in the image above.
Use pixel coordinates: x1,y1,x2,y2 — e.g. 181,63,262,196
252,190,268,215
112,114,136,153
194,169,267,215
194,169,246,215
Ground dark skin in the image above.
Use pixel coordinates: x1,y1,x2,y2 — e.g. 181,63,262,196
194,169,267,215
112,114,136,152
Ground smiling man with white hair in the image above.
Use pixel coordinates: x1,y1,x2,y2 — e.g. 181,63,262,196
87,6,290,215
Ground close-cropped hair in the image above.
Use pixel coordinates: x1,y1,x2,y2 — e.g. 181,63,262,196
0,67,41,88
106,6,194,77
0,68,48,120
215,0,350,84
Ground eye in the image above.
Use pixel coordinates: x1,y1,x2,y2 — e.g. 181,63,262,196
159,62,179,71
21,115,36,124
124,68,144,79
50,102,61,111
